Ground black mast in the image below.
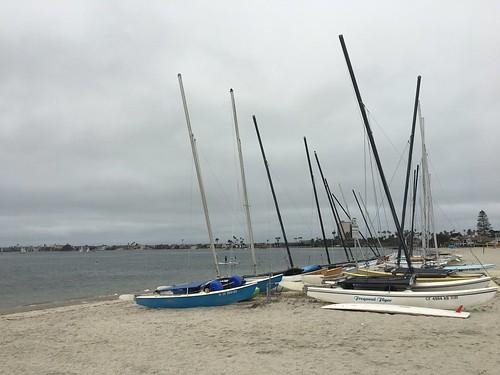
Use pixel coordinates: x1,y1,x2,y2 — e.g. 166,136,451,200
409,165,419,257
304,137,332,264
325,180,355,261
397,76,422,266
253,115,294,268
313,151,352,262
338,34,413,271
352,189,381,257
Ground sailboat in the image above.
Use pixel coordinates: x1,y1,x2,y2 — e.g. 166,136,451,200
305,35,497,308
416,101,495,272
135,75,257,308
278,138,350,292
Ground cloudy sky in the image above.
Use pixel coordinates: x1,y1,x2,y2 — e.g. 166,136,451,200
1,1,499,246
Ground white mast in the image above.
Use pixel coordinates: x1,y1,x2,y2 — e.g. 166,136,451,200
419,101,439,258
230,89,257,275
420,105,439,255
178,74,220,277
418,102,428,257
428,173,439,255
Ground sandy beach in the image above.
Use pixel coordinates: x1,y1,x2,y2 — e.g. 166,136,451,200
1,247,500,375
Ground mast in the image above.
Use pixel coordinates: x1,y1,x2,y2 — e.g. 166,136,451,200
314,151,353,262
418,102,439,257
326,181,378,259
356,192,384,253
419,102,429,256
178,73,220,277
368,147,383,241
253,115,294,268
230,89,257,275
428,174,439,255
409,165,419,256
338,34,413,271
352,189,381,257
397,75,422,266
338,183,351,219
304,137,332,264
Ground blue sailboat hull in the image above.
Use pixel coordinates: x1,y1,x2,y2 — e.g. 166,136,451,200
135,282,258,308
252,274,283,293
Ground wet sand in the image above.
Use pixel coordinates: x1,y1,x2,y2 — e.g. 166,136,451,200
1,247,499,374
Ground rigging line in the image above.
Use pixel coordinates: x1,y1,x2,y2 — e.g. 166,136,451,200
374,154,391,236
368,137,383,236
435,201,457,230
373,140,410,212
369,138,409,234
426,157,458,230
468,248,493,278
338,183,351,219
363,126,368,203
198,152,233,214
356,191,383,255
231,116,240,240
330,185,378,258
352,189,380,257
365,105,402,155
419,173,427,252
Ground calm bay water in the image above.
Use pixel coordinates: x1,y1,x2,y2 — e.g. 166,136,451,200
0,246,379,312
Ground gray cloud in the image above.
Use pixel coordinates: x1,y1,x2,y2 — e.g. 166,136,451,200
0,1,499,246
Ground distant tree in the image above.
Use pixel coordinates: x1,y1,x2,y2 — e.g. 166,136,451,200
437,231,451,245
61,244,74,251
477,210,493,238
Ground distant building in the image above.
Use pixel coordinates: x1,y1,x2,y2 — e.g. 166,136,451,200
340,221,352,239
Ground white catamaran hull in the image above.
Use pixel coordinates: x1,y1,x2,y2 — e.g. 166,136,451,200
412,276,492,291
306,286,498,310
279,279,305,292
302,274,327,286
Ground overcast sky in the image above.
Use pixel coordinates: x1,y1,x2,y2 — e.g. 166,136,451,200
1,1,499,246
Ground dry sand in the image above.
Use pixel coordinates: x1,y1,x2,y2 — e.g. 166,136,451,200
1,247,500,375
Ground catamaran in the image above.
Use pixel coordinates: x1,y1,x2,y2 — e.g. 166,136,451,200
307,285,498,310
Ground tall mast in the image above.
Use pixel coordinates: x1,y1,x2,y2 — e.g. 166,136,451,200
338,34,413,271
230,89,257,275
304,137,332,264
178,74,220,277
418,102,439,256
418,102,429,255
253,115,294,268
397,75,422,266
